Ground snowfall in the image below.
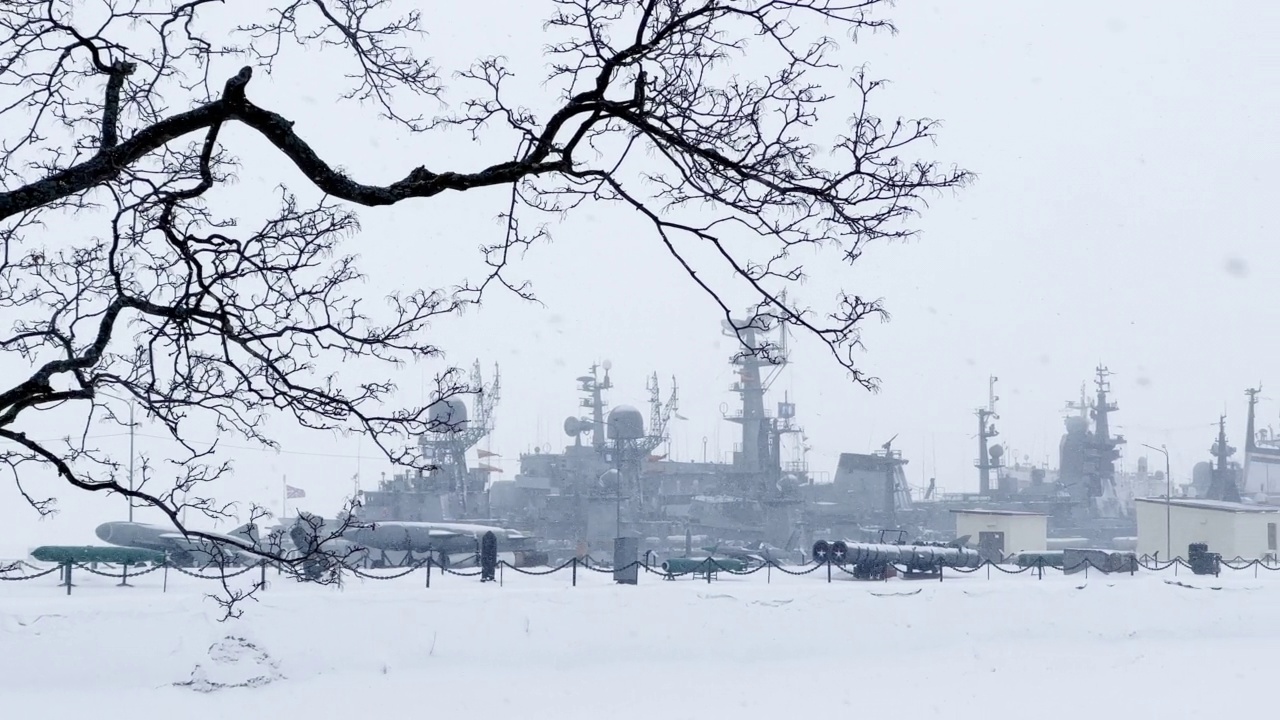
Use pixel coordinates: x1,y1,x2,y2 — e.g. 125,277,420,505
1,559,1273,719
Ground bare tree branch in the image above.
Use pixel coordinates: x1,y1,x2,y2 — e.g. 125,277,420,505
0,0,968,614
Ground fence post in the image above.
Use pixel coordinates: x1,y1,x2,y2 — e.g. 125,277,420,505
163,562,169,592
826,558,832,584
767,562,771,585
260,562,267,590
63,562,72,595
425,557,431,588
572,557,577,587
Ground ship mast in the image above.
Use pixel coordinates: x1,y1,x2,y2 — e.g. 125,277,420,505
976,375,1000,496
578,361,613,452
1206,415,1241,502
721,305,802,496
722,314,780,476
1084,365,1125,507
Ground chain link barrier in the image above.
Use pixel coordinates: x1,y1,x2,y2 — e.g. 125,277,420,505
73,563,165,579
6,552,1280,591
0,564,61,581
166,562,261,580
350,562,428,580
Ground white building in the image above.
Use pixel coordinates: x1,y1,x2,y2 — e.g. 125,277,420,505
951,509,1048,558
1136,497,1280,561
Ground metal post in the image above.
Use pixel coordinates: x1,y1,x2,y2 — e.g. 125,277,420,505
614,439,622,540
1165,446,1171,560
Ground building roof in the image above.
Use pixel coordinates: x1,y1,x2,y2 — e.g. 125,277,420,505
1134,497,1280,514
949,508,1048,517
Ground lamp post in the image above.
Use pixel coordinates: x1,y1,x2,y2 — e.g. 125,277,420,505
127,400,135,522
1142,443,1171,560
98,389,138,522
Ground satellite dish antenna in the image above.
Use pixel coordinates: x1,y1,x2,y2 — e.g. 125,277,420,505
563,416,585,437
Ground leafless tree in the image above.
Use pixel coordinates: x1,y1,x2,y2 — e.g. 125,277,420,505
0,0,968,608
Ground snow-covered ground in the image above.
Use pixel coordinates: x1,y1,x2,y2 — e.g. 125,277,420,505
2,563,1273,719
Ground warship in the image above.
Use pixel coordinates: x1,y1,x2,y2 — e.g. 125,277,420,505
493,311,810,558
803,367,1145,550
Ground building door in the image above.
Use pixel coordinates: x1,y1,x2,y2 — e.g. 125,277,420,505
979,531,1005,559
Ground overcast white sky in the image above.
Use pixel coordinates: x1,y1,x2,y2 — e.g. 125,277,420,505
3,0,1279,553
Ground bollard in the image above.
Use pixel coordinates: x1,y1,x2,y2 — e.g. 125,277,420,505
572,557,578,587
163,562,169,592
613,537,639,585
119,563,131,588
63,562,73,595
826,558,832,583
425,557,431,588
480,531,498,583
260,562,267,590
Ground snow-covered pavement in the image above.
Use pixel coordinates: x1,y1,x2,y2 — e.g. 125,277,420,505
2,563,1272,719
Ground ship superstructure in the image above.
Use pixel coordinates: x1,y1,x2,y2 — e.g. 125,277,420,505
358,360,501,523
